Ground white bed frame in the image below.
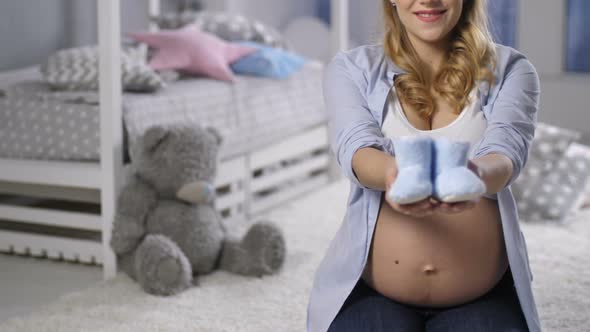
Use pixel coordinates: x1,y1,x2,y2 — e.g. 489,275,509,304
0,0,349,280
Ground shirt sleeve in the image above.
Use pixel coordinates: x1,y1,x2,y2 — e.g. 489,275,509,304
323,51,394,190
472,53,541,190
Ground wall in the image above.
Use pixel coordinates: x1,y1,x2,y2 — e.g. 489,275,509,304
202,0,383,55
0,0,317,70
517,0,590,144
68,0,151,46
0,0,149,71
0,0,70,70
349,1,383,45
201,0,316,30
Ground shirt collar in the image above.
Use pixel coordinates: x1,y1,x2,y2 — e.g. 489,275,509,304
383,54,407,85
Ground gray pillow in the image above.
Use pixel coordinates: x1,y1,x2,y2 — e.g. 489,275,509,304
516,154,590,222
154,10,289,50
513,122,588,222
512,122,581,199
529,122,582,161
41,45,165,92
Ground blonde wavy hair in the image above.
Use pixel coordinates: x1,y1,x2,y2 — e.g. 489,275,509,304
382,0,497,119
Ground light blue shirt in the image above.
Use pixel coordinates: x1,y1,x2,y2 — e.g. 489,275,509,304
306,43,541,332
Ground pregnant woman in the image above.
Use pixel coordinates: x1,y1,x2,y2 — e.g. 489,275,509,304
306,0,541,331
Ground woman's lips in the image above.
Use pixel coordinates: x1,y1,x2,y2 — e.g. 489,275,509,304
414,10,447,23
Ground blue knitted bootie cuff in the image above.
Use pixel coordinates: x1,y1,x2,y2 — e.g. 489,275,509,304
432,137,486,202
386,136,433,204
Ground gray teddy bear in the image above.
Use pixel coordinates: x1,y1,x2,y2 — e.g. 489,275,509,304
110,125,286,296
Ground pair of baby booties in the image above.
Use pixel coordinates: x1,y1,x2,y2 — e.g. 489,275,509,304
386,136,487,204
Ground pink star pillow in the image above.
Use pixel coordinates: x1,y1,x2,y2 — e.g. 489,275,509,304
129,25,257,82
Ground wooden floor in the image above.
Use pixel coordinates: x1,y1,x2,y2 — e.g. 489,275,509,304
0,253,102,323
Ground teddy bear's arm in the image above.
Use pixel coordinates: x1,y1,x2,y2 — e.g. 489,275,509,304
110,175,158,255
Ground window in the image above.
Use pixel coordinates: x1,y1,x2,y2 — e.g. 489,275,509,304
566,0,590,72
317,0,330,25
487,0,518,48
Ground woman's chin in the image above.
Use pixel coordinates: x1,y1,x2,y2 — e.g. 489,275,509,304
414,32,451,45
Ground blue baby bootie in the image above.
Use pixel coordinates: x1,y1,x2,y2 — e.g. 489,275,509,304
387,136,433,204
432,137,486,202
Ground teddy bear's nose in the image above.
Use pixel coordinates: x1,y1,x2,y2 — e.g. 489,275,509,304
176,180,216,204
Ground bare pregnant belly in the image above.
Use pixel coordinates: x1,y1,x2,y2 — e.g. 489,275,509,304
362,193,509,307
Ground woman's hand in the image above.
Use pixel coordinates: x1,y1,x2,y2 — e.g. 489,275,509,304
431,198,478,214
384,165,440,218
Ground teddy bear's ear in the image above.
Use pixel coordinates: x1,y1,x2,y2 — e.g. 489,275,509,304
143,125,170,153
205,126,223,146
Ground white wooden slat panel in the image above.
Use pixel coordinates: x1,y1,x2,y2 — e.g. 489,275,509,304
79,252,97,264
0,126,332,271
47,249,62,260
0,181,101,204
250,155,330,192
215,190,245,211
250,126,328,169
0,204,102,231
0,159,101,189
216,156,247,186
30,247,45,257
0,230,102,264
12,245,28,255
63,251,78,261
250,174,331,215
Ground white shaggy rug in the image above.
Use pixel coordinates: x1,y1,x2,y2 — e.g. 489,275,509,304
0,179,589,332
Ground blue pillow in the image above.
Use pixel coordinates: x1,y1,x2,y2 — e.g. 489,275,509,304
230,41,306,79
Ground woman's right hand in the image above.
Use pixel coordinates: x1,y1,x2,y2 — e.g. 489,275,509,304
384,165,440,218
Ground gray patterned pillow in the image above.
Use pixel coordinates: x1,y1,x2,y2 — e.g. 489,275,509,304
516,154,590,222
513,122,588,222
41,46,165,92
529,122,582,161
154,10,289,50
512,122,582,200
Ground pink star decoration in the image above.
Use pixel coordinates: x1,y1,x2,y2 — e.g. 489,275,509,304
129,25,257,82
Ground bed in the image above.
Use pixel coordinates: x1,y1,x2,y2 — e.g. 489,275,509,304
0,0,351,280
0,62,326,162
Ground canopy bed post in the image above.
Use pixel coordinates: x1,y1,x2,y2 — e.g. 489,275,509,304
148,0,161,32
325,0,350,180
331,0,349,55
98,0,123,280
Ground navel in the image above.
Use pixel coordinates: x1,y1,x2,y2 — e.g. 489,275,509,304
422,264,437,275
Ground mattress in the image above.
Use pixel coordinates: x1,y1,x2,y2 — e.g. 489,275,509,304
0,62,327,162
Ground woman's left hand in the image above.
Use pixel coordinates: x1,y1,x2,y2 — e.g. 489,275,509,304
430,198,478,214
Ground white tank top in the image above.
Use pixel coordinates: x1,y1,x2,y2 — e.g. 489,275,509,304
382,85,487,158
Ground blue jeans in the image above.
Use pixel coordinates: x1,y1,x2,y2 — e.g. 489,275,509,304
328,267,529,332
